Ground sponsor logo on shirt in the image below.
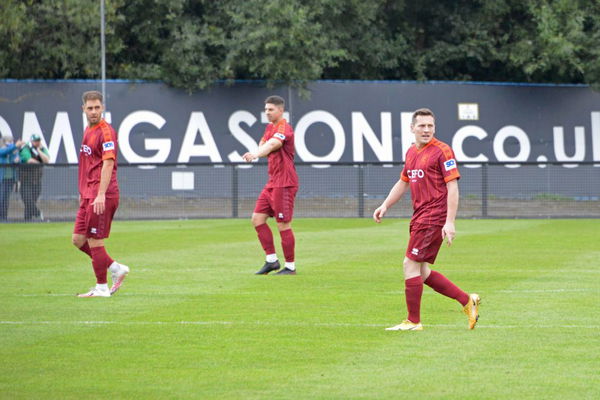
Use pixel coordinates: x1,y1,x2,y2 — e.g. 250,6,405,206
411,248,419,255
406,169,425,179
103,141,115,151
274,133,286,141
80,144,92,156
444,158,457,171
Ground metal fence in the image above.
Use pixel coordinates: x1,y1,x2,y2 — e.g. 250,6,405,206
1,162,599,222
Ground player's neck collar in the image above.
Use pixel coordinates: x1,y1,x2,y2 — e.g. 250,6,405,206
416,137,437,152
88,119,105,129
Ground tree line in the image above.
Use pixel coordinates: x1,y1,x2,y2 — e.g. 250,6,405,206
1,0,599,91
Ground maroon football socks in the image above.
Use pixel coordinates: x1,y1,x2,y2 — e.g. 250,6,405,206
424,270,469,306
280,228,295,262
405,276,424,323
255,223,276,255
90,246,114,284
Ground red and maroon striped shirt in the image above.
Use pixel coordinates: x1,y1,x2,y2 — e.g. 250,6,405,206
262,118,298,188
78,119,119,199
401,137,460,226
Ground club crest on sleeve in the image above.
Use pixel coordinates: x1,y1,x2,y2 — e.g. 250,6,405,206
274,133,286,141
444,158,457,171
103,141,115,151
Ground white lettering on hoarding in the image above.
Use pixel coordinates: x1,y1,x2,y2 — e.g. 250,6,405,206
1,110,599,166
119,110,170,163
591,112,600,165
22,112,46,145
48,112,77,163
351,112,393,162
295,110,345,162
452,125,489,168
177,112,222,163
0,115,14,139
493,125,531,168
227,110,258,163
553,126,585,168
400,112,414,161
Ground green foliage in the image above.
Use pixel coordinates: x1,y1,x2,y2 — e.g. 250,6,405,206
0,0,599,90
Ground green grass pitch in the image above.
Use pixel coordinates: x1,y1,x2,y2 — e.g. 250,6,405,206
1,218,599,399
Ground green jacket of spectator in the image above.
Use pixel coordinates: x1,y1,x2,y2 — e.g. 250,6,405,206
20,142,50,164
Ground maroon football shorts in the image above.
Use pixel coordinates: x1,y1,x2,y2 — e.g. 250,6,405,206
73,197,119,239
405,223,444,264
254,186,298,222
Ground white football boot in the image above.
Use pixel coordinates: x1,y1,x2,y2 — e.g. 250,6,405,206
109,262,130,295
77,286,111,298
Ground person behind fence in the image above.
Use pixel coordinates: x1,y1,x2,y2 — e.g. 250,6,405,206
72,90,129,298
0,136,24,221
373,108,480,331
19,133,50,220
242,95,299,275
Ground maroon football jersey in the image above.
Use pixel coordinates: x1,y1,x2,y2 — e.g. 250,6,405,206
78,119,119,199
401,137,460,226
262,119,298,188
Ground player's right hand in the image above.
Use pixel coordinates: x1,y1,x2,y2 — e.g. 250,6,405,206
242,152,256,162
373,205,387,223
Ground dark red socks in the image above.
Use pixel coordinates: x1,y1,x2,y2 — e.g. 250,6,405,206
90,246,114,284
280,228,295,262
255,223,276,255
424,270,469,306
78,242,92,258
405,276,424,323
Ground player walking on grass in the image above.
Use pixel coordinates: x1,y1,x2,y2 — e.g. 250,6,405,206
72,91,129,297
373,108,480,330
243,95,299,275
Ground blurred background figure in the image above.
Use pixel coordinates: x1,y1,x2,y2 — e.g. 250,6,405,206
19,134,50,221
0,136,24,221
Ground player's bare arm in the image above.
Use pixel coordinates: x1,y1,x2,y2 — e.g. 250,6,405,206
373,179,409,223
92,158,115,215
442,179,459,245
242,138,283,162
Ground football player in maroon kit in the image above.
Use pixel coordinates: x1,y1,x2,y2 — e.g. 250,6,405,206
243,96,299,275
72,91,129,297
373,108,480,330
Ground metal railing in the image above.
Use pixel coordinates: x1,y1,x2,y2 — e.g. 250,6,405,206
1,162,599,222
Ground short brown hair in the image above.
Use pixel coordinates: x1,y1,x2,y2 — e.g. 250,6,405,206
82,90,103,104
265,95,285,108
411,108,435,124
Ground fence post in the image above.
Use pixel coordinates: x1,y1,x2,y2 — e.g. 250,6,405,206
358,164,365,218
481,163,488,217
231,165,238,218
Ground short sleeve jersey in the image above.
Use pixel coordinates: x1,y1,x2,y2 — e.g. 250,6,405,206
78,119,119,199
262,119,299,188
401,137,460,226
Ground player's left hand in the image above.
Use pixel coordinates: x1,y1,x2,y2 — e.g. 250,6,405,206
442,222,455,246
92,193,106,214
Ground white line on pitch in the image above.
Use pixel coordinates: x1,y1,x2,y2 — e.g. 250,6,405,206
0,320,598,329
10,287,600,297
385,288,598,295
497,288,597,293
